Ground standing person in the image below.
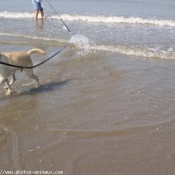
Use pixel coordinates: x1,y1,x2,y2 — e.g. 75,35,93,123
32,0,44,20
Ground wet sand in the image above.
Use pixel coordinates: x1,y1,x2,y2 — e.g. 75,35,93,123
0,45,175,174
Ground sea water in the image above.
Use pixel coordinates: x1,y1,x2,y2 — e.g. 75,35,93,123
0,0,175,59
1,0,175,175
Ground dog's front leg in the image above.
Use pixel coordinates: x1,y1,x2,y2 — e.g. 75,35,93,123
4,79,11,90
0,78,12,95
5,79,12,95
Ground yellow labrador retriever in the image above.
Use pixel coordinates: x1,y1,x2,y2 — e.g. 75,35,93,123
0,48,46,94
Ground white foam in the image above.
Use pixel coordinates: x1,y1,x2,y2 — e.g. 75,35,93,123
50,14,175,26
69,34,96,55
1,31,174,59
93,45,175,60
1,11,175,27
0,11,33,19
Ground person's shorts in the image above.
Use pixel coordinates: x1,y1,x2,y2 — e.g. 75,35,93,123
32,1,43,11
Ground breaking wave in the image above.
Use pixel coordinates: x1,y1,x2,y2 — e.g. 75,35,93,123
93,45,175,60
51,15,175,27
1,11,175,26
1,32,175,60
0,12,33,19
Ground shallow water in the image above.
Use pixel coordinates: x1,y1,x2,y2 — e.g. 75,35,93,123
1,46,175,174
1,0,175,174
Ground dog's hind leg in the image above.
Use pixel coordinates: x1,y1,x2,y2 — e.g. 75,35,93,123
24,69,40,88
9,74,16,86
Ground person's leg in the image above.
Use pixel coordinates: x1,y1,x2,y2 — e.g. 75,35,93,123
38,2,44,18
40,10,44,18
35,11,39,19
32,1,39,19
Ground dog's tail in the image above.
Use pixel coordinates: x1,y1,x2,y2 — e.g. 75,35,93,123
27,48,46,55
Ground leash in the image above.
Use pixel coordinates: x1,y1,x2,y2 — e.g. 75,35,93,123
0,43,70,69
45,0,72,35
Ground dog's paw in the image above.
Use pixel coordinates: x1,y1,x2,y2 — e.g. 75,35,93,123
5,89,12,95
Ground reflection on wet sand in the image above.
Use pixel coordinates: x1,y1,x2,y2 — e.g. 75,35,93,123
34,18,44,30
